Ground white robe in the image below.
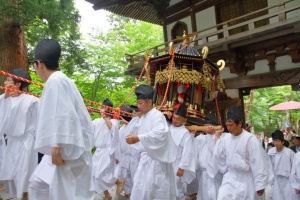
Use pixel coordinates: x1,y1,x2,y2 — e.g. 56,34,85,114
0,93,38,198
214,130,268,200
290,152,300,199
92,117,120,192
195,134,223,200
29,71,94,200
170,125,196,199
0,94,5,173
184,132,198,196
118,117,140,194
130,108,176,200
268,146,297,200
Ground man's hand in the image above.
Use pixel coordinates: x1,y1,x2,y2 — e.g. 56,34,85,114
132,111,141,118
256,189,264,196
52,147,65,165
4,84,17,98
166,111,173,119
205,125,215,134
215,129,224,138
126,134,139,144
176,168,184,177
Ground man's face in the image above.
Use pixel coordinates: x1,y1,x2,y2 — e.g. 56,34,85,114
265,136,268,142
4,77,15,86
137,99,152,114
101,105,111,113
273,139,284,150
172,114,186,127
34,61,46,82
293,138,300,146
226,120,242,136
4,77,20,90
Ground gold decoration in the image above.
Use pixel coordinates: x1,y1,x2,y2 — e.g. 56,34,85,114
216,75,225,92
144,50,152,85
176,30,196,43
202,46,209,59
217,59,225,71
169,42,174,55
155,68,203,85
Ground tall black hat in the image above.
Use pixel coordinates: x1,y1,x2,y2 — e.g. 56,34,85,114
103,98,113,108
10,68,31,88
204,113,219,125
135,85,154,100
227,106,243,121
174,104,187,118
272,130,284,141
120,104,133,122
34,39,61,70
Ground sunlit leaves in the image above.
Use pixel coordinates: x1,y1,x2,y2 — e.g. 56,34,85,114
246,86,300,135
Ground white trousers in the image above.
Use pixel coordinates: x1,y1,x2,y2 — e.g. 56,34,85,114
28,152,94,200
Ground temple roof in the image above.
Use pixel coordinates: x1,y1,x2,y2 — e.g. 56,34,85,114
85,0,171,25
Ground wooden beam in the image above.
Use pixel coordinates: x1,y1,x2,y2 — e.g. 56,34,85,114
224,68,300,89
165,0,228,24
205,99,241,112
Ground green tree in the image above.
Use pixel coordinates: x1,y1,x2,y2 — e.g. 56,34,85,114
0,0,84,93
74,14,163,108
246,86,300,135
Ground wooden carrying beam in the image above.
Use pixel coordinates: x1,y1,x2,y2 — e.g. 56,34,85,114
185,125,223,132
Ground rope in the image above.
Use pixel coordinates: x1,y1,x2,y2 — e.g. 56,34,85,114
0,70,133,116
157,44,189,110
88,107,130,122
117,58,149,108
0,85,132,116
211,77,222,126
0,86,40,98
0,70,44,88
157,54,174,111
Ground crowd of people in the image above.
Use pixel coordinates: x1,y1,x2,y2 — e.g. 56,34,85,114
0,39,299,200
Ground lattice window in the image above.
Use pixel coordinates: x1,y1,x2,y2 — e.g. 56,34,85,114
216,0,268,35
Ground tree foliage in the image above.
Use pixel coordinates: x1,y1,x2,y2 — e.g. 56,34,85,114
245,86,300,135
0,0,86,74
73,14,163,108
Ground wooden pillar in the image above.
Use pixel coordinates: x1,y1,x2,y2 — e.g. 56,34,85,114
239,88,246,129
189,0,198,46
266,54,276,73
162,20,168,48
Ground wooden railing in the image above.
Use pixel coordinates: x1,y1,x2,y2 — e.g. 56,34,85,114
125,0,300,74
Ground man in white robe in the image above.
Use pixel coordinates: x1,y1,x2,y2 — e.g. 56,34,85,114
214,106,268,200
28,39,94,200
0,93,5,192
268,130,297,200
290,152,300,198
184,131,198,200
117,105,140,199
169,104,195,200
0,68,38,200
125,84,176,200
195,114,223,200
92,98,120,200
